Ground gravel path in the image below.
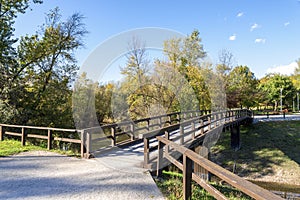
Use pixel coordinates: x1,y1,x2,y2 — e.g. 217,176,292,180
0,151,165,200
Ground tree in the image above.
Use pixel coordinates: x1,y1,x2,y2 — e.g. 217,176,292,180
258,74,295,111
0,0,43,123
291,59,300,90
16,7,87,126
226,66,258,108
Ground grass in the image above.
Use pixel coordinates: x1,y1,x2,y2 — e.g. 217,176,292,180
155,170,252,200
0,139,81,157
156,121,300,199
210,121,300,186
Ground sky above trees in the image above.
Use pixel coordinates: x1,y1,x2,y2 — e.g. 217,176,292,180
13,0,300,81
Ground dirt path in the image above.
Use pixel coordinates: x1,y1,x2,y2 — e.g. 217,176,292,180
0,151,165,200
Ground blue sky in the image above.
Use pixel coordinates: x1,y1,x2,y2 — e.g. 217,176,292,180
14,0,300,81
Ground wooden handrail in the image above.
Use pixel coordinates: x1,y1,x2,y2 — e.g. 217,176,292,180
156,136,283,200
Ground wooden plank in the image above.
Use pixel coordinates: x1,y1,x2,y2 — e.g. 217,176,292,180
5,131,22,137
27,134,48,140
0,126,3,141
156,141,165,177
192,173,228,200
144,138,150,168
21,128,25,146
53,137,81,144
47,130,52,150
183,155,192,200
157,136,283,200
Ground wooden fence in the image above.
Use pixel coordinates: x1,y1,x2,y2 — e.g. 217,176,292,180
0,124,85,157
139,109,253,169
156,136,283,200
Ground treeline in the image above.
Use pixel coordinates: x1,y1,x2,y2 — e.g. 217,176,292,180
75,30,300,126
0,1,86,128
1,1,300,129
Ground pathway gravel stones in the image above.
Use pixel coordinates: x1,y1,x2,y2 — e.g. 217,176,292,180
0,151,165,200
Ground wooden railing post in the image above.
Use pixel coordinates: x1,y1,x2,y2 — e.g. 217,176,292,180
144,138,150,168
47,129,52,150
200,119,204,134
80,130,86,158
183,155,192,200
21,127,26,146
86,131,91,158
159,117,163,128
191,121,195,139
0,125,3,141
180,124,184,144
130,123,135,141
208,116,211,131
111,127,116,146
165,130,170,153
156,140,165,177
147,119,150,131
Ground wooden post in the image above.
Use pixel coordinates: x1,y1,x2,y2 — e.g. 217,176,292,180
191,121,195,139
180,124,184,144
21,127,26,146
208,116,211,131
194,146,210,181
86,131,91,158
231,125,240,150
130,123,135,141
147,119,150,131
168,115,171,125
156,140,165,177
183,155,192,200
159,117,163,128
0,125,3,141
80,130,86,158
200,120,204,134
47,129,52,150
144,138,149,168
111,127,116,146
165,131,170,154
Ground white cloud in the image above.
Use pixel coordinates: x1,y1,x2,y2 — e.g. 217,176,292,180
237,12,244,17
255,38,266,44
250,23,260,31
229,34,236,41
266,62,299,75
284,22,290,26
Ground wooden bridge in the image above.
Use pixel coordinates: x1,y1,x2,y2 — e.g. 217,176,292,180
0,109,284,199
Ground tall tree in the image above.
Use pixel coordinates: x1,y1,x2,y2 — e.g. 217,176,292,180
226,65,258,108
16,7,87,126
0,0,42,123
258,74,295,111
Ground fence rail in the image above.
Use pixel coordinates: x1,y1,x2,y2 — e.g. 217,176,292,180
0,123,85,157
156,136,283,200
0,109,252,159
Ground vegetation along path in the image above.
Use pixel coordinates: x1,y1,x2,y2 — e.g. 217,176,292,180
0,151,164,200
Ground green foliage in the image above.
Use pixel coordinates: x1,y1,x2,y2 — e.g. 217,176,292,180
258,74,295,110
226,66,258,108
0,4,87,127
0,139,43,157
155,171,252,200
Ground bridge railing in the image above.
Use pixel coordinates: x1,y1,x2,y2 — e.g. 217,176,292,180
0,124,85,157
81,110,211,157
156,136,283,200
139,109,253,168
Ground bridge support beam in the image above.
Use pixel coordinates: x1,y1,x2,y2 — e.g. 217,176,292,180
230,125,240,150
194,146,210,181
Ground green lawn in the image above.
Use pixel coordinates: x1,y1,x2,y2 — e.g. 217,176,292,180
0,139,80,157
155,170,252,200
211,121,300,185
0,139,44,157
